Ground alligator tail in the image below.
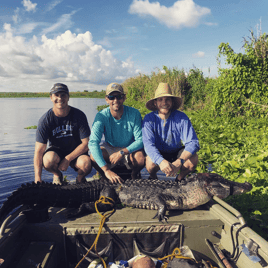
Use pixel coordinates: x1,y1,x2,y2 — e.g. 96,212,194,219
0,180,104,224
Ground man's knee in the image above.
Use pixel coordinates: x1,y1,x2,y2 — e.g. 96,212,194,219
145,156,159,172
131,150,145,167
43,151,60,169
76,155,92,172
185,154,198,170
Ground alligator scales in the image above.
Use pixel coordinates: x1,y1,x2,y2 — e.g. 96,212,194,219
0,173,252,223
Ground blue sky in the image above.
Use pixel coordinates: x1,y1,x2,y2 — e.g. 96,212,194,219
0,0,267,92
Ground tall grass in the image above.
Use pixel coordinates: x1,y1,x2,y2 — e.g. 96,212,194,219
122,66,210,117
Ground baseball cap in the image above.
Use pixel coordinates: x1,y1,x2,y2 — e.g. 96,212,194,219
50,83,69,95
106,82,124,95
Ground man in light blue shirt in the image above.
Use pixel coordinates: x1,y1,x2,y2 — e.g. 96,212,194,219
142,83,200,181
89,82,145,183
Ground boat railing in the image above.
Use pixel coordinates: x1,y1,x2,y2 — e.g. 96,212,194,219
0,205,28,237
213,195,246,226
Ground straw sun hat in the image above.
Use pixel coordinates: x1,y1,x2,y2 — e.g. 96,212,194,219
146,83,181,111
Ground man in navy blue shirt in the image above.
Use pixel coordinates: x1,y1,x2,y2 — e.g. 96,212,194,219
142,83,200,181
34,83,91,184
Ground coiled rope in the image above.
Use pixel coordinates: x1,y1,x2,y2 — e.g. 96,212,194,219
75,196,115,268
158,247,217,268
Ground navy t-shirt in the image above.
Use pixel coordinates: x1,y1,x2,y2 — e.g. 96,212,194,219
36,106,90,154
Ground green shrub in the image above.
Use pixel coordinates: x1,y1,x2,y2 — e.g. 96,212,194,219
213,31,268,117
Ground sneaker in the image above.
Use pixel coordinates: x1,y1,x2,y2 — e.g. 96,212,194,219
53,173,63,185
76,177,87,184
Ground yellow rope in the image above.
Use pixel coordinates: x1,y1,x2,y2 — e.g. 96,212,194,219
158,248,195,268
75,196,115,268
158,248,217,268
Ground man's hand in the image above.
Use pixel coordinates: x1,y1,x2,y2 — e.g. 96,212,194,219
159,159,181,177
104,169,123,184
170,162,181,177
58,158,70,171
109,151,123,166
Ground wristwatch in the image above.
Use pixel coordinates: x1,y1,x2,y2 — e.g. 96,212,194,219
180,158,185,165
120,150,125,156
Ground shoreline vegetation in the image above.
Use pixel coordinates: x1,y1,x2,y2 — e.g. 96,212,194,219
0,90,106,98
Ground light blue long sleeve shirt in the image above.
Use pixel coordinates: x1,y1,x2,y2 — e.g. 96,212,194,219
89,105,143,168
142,110,200,165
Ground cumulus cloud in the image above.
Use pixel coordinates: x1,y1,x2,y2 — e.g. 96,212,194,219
0,26,138,86
192,51,205,58
22,0,37,12
129,0,211,29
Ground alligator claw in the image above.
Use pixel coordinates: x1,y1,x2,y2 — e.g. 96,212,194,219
66,203,95,219
176,178,187,185
153,212,158,220
152,212,168,223
163,216,169,223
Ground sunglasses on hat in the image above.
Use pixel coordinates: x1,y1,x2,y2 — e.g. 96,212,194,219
106,94,125,100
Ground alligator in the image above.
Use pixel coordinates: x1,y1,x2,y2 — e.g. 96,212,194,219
0,173,252,223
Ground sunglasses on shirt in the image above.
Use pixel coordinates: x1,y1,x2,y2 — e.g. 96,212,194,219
106,94,125,100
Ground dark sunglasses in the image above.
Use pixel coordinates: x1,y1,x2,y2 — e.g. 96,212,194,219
106,94,125,100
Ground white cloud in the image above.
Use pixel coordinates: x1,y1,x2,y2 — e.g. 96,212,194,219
42,11,76,35
17,22,40,34
126,26,138,33
98,37,113,48
105,29,118,34
129,0,211,29
0,26,138,91
45,0,63,12
192,51,205,58
204,22,218,26
12,8,20,24
22,0,37,12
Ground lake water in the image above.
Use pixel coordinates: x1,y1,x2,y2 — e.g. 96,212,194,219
0,97,106,205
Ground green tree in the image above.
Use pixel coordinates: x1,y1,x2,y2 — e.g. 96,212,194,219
185,67,206,108
213,31,268,117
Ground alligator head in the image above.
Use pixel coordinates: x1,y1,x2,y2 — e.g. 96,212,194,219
194,173,253,199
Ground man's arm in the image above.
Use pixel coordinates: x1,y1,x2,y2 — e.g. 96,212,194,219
142,114,165,165
126,109,144,153
180,114,200,155
162,150,192,177
58,137,89,172
34,142,47,183
89,112,107,168
173,150,192,168
101,164,123,184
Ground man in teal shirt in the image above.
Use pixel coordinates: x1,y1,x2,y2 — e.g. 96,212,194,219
89,82,145,183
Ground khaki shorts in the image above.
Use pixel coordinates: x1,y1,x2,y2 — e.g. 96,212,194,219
100,142,132,170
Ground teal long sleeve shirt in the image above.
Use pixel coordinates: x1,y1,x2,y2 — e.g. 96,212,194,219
89,105,143,168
